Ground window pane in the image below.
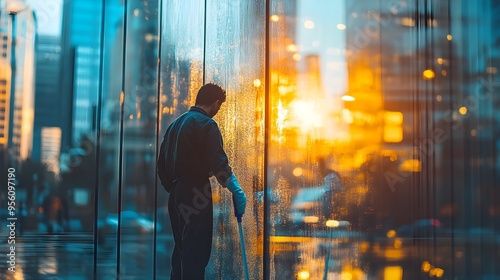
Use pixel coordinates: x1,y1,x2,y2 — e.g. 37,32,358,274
115,0,159,279
268,0,500,279
95,0,123,278
156,0,205,279
204,0,265,278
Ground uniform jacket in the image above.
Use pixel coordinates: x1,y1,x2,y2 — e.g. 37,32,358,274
157,106,232,192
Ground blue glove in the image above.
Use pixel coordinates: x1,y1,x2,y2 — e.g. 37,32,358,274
225,174,247,215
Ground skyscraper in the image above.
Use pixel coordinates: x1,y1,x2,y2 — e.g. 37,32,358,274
0,12,10,149
32,35,62,161
0,0,36,164
60,0,102,148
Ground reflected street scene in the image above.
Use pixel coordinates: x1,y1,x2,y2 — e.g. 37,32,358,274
0,0,499,279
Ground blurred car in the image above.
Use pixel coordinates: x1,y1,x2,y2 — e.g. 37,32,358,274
97,210,161,244
289,172,342,227
393,219,441,238
290,185,331,225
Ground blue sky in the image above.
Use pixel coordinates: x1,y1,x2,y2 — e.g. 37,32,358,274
27,0,62,36
297,0,346,97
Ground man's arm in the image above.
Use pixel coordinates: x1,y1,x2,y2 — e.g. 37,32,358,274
156,135,172,192
204,122,246,215
204,121,232,184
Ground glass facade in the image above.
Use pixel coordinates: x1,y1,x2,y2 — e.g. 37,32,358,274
0,0,499,279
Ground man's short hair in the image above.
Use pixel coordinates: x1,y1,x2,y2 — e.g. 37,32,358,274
195,83,226,106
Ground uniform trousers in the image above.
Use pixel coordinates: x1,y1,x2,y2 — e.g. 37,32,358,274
168,177,213,280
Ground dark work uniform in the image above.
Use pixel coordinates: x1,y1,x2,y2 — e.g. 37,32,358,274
158,106,232,280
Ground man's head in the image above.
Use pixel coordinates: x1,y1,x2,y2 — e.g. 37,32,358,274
195,83,226,118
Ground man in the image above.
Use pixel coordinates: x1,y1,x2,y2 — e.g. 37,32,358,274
157,83,247,279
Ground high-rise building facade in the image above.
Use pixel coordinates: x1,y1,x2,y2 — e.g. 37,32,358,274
0,0,36,164
32,35,62,161
60,0,102,148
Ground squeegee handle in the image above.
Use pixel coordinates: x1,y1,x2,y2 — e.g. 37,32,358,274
232,195,243,223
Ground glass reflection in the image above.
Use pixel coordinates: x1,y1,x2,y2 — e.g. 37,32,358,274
157,0,206,279
269,0,499,279
200,0,265,278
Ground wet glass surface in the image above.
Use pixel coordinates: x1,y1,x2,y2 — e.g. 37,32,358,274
267,0,500,279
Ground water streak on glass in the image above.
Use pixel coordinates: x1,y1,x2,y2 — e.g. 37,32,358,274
204,0,265,279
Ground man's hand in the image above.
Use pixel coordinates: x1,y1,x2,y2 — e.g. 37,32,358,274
225,174,247,215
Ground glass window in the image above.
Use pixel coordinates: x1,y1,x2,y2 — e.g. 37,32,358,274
267,0,500,279
156,0,206,278
204,0,265,278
